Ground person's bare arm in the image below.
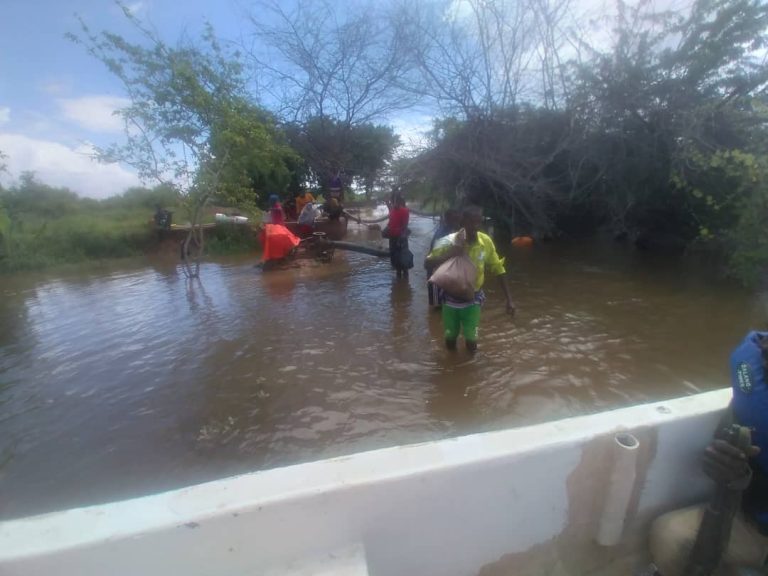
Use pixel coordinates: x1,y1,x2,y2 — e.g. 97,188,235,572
498,274,515,316
343,210,361,224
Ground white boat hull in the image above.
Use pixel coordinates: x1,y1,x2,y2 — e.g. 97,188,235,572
0,389,731,575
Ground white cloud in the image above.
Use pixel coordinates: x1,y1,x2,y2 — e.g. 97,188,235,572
391,114,434,155
58,95,131,134
126,1,146,15
41,80,70,96
0,107,9,125
0,133,140,198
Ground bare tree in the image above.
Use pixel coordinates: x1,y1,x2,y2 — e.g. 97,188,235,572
244,0,419,190
394,0,577,234
247,0,419,126
399,0,573,118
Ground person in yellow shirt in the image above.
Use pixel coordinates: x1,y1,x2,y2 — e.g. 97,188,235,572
425,205,515,353
295,190,315,217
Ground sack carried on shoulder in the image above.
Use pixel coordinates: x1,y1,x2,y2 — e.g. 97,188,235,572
429,254,477,301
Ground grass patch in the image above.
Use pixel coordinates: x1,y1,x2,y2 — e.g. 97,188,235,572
0,179,260,273
206,224,258,255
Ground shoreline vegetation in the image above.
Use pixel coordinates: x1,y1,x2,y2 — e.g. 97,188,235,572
0,178,261,274
0,176,745,287
2,0,767,283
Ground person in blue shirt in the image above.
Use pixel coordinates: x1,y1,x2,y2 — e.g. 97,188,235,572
650,332,768,575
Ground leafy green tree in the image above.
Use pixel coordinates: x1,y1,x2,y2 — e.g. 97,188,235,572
571,0,768,269
69,5,294,276
249,1,411,196
0,173,84,262
3,172,80,218
110,184,179,210
348,124,401,198
285,117,400,196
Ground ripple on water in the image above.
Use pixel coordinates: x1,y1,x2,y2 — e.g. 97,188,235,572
0,221,756,518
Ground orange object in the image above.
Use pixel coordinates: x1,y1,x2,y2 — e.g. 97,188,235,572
511,236,534,247
259,224,301,262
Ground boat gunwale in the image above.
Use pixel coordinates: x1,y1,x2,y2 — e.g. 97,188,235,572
0,388,732,562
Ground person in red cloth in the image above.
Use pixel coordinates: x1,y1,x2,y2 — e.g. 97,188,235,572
386,191,413,279
258,194,298,266
258,223,300,265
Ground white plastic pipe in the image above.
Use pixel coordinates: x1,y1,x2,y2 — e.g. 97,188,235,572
596,432,641,546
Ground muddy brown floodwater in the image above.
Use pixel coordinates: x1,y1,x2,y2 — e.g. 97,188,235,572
0,212,763,519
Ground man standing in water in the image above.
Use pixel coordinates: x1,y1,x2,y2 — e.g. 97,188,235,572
426,205,515,353
387,191,413,279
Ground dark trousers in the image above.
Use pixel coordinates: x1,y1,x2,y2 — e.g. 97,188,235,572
389,236,411,271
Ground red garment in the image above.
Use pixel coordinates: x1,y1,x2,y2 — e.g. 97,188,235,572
388,206,410,237
270,203,285,225
259,224,300,262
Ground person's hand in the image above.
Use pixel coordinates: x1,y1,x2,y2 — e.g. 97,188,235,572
702,438,759,490
506,300,516,317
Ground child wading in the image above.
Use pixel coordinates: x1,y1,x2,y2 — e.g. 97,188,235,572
426,206,515,352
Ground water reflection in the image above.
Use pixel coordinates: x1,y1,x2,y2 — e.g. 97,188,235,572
0,216,760,519
185,276,216,313
427,357,482,435
391,278,413,354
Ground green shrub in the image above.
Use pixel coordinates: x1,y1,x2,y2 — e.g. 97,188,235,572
206,224,256,255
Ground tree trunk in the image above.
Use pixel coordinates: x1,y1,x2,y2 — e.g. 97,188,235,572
181,200,206,278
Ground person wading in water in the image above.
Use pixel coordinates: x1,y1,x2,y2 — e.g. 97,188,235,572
425,205,515,353
386,191,413,279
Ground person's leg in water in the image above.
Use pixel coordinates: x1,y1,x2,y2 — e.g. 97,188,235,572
402,236,411,279
442,305,461,350
461,305,481,353
389,237,400,278
393,236,409,279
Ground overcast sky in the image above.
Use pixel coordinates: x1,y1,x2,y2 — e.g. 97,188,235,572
0,0,678,199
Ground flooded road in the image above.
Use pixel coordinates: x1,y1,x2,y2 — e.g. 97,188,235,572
0,214,762,519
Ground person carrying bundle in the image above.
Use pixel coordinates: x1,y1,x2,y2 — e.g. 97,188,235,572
425,205,515,353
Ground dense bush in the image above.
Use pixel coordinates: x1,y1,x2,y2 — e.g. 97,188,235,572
396,0,768,285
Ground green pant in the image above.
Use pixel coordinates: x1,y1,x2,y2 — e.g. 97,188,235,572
442,304,481,342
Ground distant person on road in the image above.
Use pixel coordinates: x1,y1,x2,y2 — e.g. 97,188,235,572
325,175,345,221
427,208,461,306
297,201,318,235
387,191,413,279
153,204,172,230
425,205,515,353
268,194,285,226
295,189,315,217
